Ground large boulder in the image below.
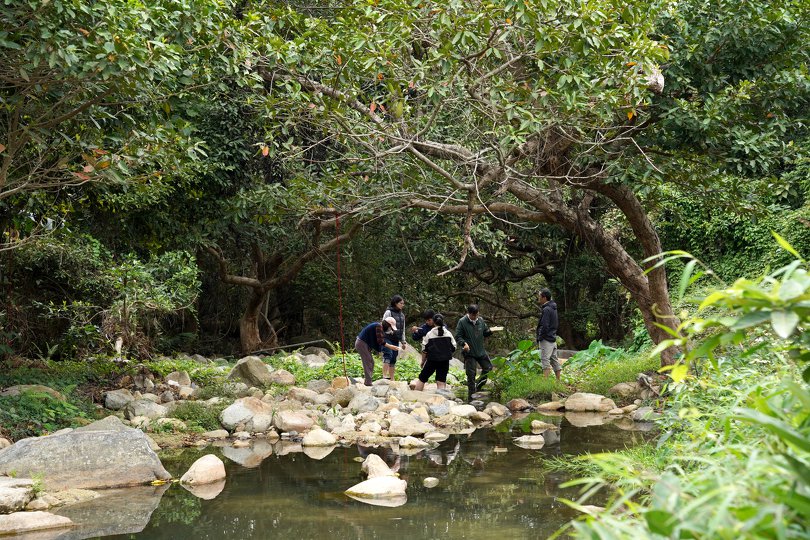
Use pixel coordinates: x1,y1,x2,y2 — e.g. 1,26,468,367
0,511,74,535
564,393,617,412
0,476,34,513
0,430,170,491
227,356,273,387
180,455,226,485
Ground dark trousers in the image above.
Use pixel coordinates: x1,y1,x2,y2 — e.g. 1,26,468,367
464,354,492,399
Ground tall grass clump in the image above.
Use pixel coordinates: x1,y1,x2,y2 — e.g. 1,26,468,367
563,340,660,396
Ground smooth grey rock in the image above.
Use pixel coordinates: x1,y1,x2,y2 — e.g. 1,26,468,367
388,414,432,437
300,354,328,369
274,411,314,433
506,398,532,411
564,392,617,413
228,356,273,387
631,407,662,421
288,387,320,404
348,394,379,414
0,430,170,491
104,389,135,411
0,511,73,535
0,476,34,513
123,400,168,420
345,476,407,499
306,379,331,393
202,429,229,440
220,397,273,431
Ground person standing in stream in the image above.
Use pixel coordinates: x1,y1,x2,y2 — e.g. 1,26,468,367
537,288,561,381
455,304,503,402
355,317,404,386
382,295,407,380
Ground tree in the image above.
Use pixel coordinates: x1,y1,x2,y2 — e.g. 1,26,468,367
240,0,808,364
0,0,242,249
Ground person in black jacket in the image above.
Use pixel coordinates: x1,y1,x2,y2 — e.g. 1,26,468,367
413,314,456,391
536,289,561,381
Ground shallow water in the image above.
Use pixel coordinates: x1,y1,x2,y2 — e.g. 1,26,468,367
53,414,653,540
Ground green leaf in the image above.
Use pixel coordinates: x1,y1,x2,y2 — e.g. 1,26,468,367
771,310,800,338
773,231,804,261
670,363,688,383
677,259,698,301
644,510,676,536
731,310,771,330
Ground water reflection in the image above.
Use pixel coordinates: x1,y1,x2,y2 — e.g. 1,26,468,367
81,417,653,539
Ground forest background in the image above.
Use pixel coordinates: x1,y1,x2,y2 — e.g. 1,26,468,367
2,1,810,538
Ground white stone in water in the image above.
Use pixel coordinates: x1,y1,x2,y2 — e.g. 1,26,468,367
362,454,396,479
398,436,430,449
423,477,439,488
345,476,407,499
424,432,449,442
513,435,546,449
180,455,226,486
302,427,337,447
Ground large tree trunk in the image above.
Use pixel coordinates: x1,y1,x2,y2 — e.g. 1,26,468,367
239,289,264,354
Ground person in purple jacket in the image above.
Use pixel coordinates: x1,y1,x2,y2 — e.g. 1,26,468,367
354,317,403,386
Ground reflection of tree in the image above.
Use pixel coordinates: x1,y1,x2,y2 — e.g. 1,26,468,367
148,488,202,527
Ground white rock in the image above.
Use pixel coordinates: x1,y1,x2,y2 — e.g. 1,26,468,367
180,455,226,485
513,435,546,449
361,454,396,479
398,436,430,449
564,392,617,412
449,404,477,418
423,477,439,488
302,427,337,447
345,476,407,499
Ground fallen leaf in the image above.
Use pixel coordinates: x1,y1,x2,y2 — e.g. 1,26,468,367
0,143,5,153
262,146,270,156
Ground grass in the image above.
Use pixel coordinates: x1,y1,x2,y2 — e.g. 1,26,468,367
500,373,567,402
563,352,660,396
169,400,229,432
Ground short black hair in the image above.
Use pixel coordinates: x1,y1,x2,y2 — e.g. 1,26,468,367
540,289,552,301
389,294,404,307
466,304,479,315
422,309,435,320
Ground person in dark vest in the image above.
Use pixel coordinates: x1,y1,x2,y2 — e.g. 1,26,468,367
355,317,404,386
413,313,456,391
537,288,561,381
455,304,503,401
382,295,407,380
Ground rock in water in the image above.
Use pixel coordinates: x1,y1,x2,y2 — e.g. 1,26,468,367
0,430,171,491
180,455,226,486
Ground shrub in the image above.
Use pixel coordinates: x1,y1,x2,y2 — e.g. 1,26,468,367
170,401,228,432
0,391,88,440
